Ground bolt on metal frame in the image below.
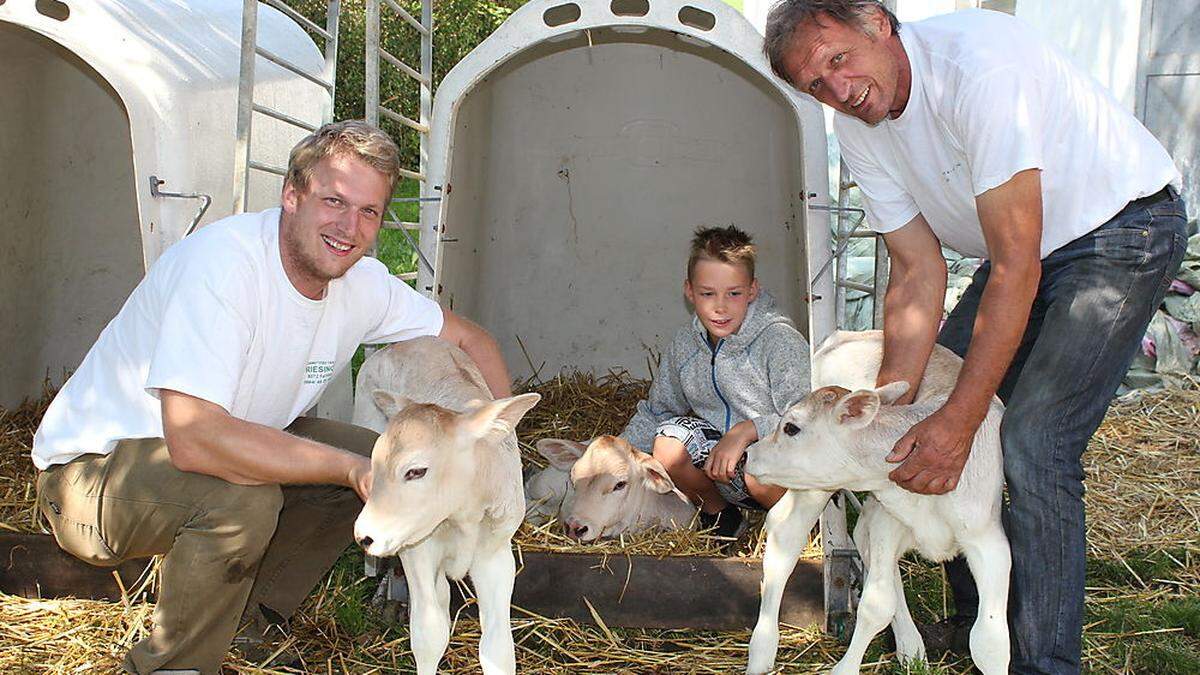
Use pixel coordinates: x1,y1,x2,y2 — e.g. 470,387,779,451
232,0,342,213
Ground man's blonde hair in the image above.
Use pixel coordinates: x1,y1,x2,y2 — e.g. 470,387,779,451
688,225,757,280
285,120,402,192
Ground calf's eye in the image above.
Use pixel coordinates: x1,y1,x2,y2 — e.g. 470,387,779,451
612,480,627,492
783,423,800,437
405,467,428,481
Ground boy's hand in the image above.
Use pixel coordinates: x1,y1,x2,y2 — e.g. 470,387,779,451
704,421,758,483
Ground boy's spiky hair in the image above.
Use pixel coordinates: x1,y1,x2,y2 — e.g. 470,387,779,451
688,225,757,280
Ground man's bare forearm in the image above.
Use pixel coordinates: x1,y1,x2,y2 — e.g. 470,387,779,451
162,391,364,488
877,260,946,402
439,309,514,398
461,329,514,399
948,168,1045,426
944,260,1039,426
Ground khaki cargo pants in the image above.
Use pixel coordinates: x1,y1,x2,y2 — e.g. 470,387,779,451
35,417,378,674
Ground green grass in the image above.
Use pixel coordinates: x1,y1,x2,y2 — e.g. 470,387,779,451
322,547,380,638
1087,547,1192,588
374,179,422,278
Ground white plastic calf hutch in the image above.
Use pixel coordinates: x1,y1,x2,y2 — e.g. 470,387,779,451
395,0,860,634
0,0,331,408
420,0,836,375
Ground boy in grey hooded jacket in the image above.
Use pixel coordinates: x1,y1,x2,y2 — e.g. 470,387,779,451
619,226,811,538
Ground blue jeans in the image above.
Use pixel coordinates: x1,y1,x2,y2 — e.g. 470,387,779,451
935,188,1188,674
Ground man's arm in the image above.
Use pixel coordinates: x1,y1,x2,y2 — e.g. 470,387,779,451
875,213,949,404
888,169,1043,494
161,390,371,500
438,309,513,398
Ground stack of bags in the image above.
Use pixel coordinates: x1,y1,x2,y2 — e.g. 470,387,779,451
1123,231,1200,394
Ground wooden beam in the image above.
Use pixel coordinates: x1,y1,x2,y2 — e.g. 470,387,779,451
2,535,825,631
0,534,155,601
446,551,823,630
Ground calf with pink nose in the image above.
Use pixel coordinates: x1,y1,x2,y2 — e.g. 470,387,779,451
543,435,697,541
351,337,540,675
745,383,1010,675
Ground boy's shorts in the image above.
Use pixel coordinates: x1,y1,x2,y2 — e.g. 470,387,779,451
654,416,765,511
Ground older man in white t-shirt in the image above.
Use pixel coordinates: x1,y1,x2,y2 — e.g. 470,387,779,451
32,121,517,674
765,2,1187,673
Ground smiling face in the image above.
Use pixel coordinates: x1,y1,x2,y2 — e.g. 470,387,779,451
779,10,911,125
279,153,391,299
685,258,759,344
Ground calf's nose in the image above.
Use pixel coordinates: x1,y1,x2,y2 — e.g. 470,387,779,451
563,520,588,540
357,534,374,549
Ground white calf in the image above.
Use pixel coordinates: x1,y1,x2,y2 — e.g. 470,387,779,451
746,383,1010,674
746,330,978,674
352,337,540,675
559,435,697,541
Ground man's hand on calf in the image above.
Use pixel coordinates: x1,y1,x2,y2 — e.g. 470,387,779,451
885,406,978,495
347,456,372,502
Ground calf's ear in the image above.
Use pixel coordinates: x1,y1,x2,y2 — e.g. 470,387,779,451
634,453,678,494
874,381,911,405
832,389,881,429
536,438,587,470
461,393,542,442
372,389,413,419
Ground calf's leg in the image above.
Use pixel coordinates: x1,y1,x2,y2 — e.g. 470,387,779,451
963,525,1012,675
747,489,831,674
831,506,907,675
855,500,924,664
470,544,518,675
401,546,452,675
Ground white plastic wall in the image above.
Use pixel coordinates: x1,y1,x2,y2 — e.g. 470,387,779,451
427,1,832,381
0,25,144,407
0,1,328,408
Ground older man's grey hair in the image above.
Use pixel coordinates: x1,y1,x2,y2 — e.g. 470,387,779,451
763,1,901,85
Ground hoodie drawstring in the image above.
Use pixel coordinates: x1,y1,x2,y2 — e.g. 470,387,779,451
710,339,732,432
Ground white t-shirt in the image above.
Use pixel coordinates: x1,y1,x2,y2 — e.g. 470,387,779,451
32,208,444,469
834,9,1180,259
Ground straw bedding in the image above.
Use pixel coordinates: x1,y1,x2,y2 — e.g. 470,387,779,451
1,375,1196,673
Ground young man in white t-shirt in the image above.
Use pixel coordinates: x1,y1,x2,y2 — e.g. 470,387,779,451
31,121,517,674
763,2,1187,673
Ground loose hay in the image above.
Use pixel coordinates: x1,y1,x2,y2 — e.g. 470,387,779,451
511,369,790,559
0,386,53,534
2,376,1198,673
1085,380,1200,583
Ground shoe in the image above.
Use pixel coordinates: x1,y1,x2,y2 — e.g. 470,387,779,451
232,620,302,669
232,635,303,669
915,615,973,658
698,504,746,552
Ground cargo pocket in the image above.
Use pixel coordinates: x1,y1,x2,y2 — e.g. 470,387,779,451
36,463,120,566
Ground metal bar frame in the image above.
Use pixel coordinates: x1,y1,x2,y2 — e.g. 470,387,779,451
233,1,340,214
380,104,429,133
253,103,319,132
380,46,432,86
383,0,428,35
256,45,335,91
262,0,332,40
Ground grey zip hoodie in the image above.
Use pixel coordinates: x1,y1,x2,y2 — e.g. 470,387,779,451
620,291,812,451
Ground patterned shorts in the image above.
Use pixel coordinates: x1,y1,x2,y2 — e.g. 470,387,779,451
654,416,764,510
